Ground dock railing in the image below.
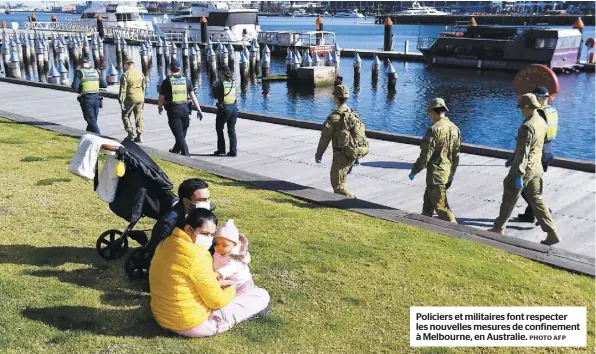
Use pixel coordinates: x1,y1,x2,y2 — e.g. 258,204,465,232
23,21,96,33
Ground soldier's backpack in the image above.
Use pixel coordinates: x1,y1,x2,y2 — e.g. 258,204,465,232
335,109,369,160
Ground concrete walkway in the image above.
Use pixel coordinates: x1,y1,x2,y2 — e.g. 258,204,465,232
0,81,594,259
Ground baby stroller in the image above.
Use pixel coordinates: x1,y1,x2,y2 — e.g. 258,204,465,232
93,139,178,280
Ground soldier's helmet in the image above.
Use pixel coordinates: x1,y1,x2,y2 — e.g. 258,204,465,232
333,84,349,99
427,98,449,112
517,93,541,109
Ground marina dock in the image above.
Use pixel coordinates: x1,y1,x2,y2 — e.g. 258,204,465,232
0,79,594,269
375,14,595,26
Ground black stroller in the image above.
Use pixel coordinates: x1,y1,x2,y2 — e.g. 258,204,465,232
94,139,177,280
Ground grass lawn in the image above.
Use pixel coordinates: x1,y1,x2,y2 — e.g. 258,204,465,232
0,117,593,354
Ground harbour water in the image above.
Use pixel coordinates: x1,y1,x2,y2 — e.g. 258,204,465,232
1,13,594,160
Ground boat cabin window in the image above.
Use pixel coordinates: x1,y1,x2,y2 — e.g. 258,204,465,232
534,38,557,49
206,13,259,27
82,12,96,19
556,37,581,49
106,4,118,13
116,13,140,22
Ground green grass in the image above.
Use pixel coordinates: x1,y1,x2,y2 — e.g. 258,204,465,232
0,117,593,354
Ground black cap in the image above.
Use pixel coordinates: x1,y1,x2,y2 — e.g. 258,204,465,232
81,56,90,63
170,59,181,71
532,86,549,97
218,65,232,78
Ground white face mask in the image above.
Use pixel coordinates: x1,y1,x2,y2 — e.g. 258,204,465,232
188,200,211,211
192,228,214,250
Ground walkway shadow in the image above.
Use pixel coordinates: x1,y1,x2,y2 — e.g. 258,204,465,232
22,305,173,338
266,197,326,209
360,161,412,169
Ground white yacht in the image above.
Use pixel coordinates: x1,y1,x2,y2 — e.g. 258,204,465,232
77,2,154,31
398,2,450,15
154,1,260,43
335,9,365,18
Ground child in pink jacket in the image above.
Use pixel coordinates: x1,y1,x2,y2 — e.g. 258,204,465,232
213,219,254,294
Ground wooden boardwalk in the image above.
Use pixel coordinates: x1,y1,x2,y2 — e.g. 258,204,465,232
1,81,594,259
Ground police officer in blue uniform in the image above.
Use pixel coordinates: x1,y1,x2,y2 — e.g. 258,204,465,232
157,60,203,157
71,57,107,134
212,65,238,157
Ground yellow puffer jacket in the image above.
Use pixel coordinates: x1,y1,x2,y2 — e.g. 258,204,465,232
149,227,236,331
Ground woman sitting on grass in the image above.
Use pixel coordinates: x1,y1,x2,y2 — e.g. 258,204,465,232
149,208,270,338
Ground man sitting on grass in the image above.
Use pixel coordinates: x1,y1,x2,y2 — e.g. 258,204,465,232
149,208,270,337
147,178,214,252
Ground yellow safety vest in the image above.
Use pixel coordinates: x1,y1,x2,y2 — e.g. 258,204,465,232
80,68,100,94
539,105,558,142
222,80,236,105
169,76,188,103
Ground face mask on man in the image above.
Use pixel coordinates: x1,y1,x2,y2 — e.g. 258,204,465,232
189,200,211,211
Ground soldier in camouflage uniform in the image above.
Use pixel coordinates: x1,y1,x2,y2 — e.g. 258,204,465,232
409,98,461,223
489,93,559,246
315,85,364,198
119,56,147,142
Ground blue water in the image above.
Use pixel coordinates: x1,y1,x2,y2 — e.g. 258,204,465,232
2,13,594,160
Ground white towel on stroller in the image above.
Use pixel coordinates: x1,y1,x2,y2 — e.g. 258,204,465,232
68,134,121,179
68,134,122,203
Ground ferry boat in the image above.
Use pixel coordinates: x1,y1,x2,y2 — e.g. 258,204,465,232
335,9,365,18
154,1,260,44
417,23,583,71
77,2,154,31
258,30,336,57
398,2,449,15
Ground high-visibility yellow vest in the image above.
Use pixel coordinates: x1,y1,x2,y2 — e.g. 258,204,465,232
80,68,100,94
222,80,236,105
540,105,558,142
169,76,188,103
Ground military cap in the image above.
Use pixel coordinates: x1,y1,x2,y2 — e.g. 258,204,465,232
333,84,349,98
517,93,541,109
532,86,549,98
124,55,134,64
427,98,449,112
80,56,90,63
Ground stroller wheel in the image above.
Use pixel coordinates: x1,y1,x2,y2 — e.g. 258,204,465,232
96,229,129,260
125,247,152,280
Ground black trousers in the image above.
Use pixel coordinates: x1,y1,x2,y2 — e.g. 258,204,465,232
80,94,101,134
215,104,238,154
167,111,190,157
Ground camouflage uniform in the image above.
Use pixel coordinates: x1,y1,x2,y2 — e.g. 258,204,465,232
493,94,558,244
315,85,359,198
119,56,146,140
410,98,461,223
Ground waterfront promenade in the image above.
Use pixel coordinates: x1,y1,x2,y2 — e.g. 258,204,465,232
0,80,594,261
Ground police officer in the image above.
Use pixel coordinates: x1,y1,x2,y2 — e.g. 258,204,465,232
408,98,461,223
212,65,238,157
516,86,558,222
315,85,366,198
119,55,146,142
71,57,107,134
157,60,203,157
490,94,559,246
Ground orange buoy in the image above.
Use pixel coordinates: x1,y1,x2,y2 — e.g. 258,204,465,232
316,15,323,31
470,17,477,27
31,13,37,22
573,17,584,30
51,14,57,22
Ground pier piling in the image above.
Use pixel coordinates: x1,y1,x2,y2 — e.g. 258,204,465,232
384,17,393,51
387,61,397,92
47,63,59,84
200,16,208,44
353,52,361,82
261,53,270,78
